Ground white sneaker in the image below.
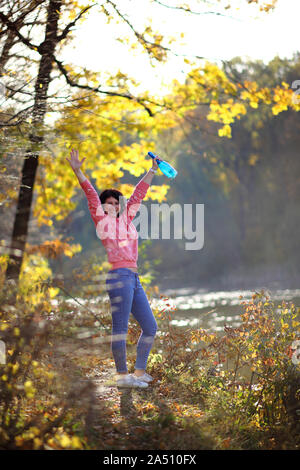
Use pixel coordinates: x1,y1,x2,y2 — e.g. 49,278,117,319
133,372,153,383
116,373,148,388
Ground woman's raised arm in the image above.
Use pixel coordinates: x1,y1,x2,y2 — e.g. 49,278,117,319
66,148,87,183
139,154,159,185
66,148,105,225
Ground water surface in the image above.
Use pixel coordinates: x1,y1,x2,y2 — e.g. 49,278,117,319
154,287,300,332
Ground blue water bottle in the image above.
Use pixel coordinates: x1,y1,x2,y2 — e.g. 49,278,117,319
148,152,177,179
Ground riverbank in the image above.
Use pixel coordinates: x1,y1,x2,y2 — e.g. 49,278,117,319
54,287,300,450
0,283,299,450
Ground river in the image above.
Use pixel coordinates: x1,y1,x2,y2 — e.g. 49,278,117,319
54,284,300,335
154,286,300,332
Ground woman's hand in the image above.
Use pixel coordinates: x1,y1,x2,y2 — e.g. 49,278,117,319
66,148,86,172
151,156,159,171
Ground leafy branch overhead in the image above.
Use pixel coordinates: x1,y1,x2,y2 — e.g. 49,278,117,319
0,0,280,129
0,0,294,286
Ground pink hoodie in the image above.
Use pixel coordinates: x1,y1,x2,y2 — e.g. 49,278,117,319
80,177,150,270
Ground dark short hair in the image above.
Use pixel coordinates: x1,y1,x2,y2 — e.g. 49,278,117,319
99,189,125,217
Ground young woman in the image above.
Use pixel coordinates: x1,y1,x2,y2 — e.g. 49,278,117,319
66,149,159,388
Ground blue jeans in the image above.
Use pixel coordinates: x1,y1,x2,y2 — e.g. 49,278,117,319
105,268,158,373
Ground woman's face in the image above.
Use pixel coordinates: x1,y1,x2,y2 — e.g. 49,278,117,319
103,196,120,217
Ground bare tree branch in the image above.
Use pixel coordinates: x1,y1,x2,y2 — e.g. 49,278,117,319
0,0,45,41
106,0,173,57
153,0,230,18
54,57,155,116
5,80,37,98
56,4,95,42
0,105,34,127
0,30,16,71
106,0,205,61
14,0,46,23
0,11,38,51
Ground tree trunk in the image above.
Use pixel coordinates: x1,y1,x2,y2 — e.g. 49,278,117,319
5,0,62,294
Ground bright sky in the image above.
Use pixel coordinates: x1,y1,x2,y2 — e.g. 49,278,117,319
61,0,300,95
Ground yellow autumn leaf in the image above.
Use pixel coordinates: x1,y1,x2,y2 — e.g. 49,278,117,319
11,363,19,374
15,436,24,447
48,287,59,298
33,438,43,449
71,436,83,449
59,434,72,448
218,125,232,138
